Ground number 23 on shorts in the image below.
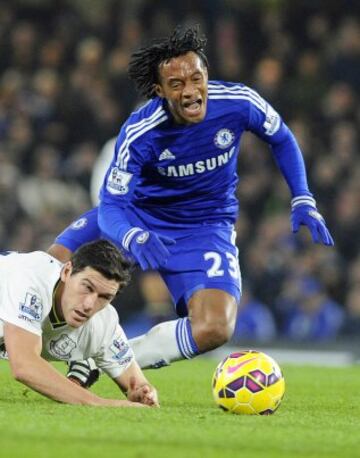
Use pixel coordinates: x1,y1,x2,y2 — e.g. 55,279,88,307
204,251,240,280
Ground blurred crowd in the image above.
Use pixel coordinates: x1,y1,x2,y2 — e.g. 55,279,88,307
0,0,359,343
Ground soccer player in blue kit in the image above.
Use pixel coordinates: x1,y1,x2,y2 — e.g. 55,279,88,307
48,26,334,372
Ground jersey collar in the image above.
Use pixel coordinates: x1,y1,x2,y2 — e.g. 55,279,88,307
49,279,67,329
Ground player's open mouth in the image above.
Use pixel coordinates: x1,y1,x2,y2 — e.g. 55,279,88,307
74,310,88,321
182,99,202,116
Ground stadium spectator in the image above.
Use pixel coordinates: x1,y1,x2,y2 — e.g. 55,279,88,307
231,287,277,343
341,285,360,336
328,17,360,93
280,277,345,341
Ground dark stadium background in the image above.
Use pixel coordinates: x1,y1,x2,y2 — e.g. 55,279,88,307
0,0,359,347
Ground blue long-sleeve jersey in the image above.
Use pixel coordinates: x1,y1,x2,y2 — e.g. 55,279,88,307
99,81,311,246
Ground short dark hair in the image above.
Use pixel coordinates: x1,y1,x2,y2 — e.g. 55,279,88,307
128,25,208,99
70,240,131,289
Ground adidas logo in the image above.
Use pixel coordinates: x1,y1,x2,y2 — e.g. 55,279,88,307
159,149,176,161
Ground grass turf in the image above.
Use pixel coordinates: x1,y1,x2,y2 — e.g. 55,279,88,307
0,358,359,458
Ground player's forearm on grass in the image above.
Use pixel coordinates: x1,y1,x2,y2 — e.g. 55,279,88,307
114,360,152,393
11,355,108,405
4,323,134,407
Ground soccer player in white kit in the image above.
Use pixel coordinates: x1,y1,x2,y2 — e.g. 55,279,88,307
0,240,158,407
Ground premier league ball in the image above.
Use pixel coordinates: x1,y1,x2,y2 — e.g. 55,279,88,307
212,350,285,415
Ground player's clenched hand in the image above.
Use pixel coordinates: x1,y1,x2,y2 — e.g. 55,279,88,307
291,196,334,246
128,229,175,270
127,376,159,407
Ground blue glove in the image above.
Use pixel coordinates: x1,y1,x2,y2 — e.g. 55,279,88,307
126,228,176,270
291,196,334,246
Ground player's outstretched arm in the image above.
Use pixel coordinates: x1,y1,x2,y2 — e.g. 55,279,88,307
270,133,334,246
4,323,146,408
244,90,334,246
114,360,159,407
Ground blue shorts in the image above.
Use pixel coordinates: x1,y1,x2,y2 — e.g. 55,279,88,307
158,227,242,316
55,207,242,316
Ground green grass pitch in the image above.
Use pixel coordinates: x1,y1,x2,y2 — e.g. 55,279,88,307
0,358,359,458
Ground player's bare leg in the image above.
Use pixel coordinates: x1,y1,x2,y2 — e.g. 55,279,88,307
187,289,237,352
47,243,73,263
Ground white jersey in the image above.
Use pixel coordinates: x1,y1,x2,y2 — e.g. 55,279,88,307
0,251,133,379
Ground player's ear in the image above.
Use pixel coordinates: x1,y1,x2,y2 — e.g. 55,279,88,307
154,83,164,98
60,261,73,282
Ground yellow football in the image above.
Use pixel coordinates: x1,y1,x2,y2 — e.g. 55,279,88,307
212,350,285,415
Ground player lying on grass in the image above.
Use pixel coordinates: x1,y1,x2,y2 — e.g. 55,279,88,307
48,25,334,377
0,240,158,408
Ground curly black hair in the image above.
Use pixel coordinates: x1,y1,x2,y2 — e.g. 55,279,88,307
128,25,208,99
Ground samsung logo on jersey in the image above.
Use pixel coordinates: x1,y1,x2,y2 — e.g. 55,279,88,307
157,146,235,177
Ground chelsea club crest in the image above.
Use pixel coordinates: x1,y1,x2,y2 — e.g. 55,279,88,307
214,129,235,149
71,217,88,230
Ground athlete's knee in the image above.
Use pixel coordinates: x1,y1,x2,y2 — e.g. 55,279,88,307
193,318,235,352
47,243,73,263
188,289,238,352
